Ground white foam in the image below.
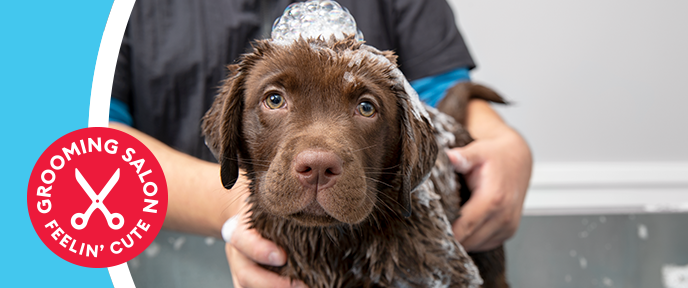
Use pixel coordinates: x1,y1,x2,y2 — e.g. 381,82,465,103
343,71,355,83
271,0,364,44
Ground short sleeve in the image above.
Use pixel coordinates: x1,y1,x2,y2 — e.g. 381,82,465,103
392,0,475,81
111,27,132,115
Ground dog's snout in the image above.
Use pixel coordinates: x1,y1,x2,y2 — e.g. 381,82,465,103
294,150,343,190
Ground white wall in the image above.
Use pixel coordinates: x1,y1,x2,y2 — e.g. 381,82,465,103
446,0,688,213
448,0,688,162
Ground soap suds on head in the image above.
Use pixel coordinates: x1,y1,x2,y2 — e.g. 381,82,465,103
343,71,355,83
347,53,364,67
271,0,364,44
271,0,431,124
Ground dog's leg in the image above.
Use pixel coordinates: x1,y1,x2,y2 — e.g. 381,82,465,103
469,246,509,288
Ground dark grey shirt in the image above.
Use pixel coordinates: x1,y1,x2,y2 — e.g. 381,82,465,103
112,0,474,161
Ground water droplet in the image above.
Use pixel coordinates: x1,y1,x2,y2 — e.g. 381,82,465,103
638,224,648,240
602,277,613,286
129,258,140,269
579,256,588,269
599,216,607,223
588,222,597,232
169,236,186,251
582,218,589,226
579,231,589,238
204,237,216,246
565,274,572,283
570,250,577,257
144,241,160,258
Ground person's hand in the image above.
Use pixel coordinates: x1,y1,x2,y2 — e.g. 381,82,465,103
225,197,307,288
446,125,532,252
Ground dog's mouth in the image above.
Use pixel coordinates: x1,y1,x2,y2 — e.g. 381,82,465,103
302,199,328,216
287,199,340,226
290,210,339,226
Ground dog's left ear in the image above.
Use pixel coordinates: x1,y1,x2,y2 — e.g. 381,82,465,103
396,83,438,217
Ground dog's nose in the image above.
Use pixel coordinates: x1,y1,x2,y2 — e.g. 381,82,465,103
293,150,343,190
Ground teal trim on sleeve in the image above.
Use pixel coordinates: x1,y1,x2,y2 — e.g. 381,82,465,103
109,98,133,126
410,67,471,107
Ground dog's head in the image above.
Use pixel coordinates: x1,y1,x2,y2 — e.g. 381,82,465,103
203,36,437,226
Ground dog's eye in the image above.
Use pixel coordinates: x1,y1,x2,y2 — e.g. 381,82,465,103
265,94,286,109
357,101,376,117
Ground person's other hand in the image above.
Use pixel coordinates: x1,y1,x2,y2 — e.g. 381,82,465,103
446,126,532,252
226,203,307,288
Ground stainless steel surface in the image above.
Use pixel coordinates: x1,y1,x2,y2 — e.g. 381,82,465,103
130,214,688,287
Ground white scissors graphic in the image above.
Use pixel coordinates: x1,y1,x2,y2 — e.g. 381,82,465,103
71,168,124,230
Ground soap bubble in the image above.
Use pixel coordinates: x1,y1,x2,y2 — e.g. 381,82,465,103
285,4,302,18
355,30,365,42
305,1,319,12
271,0,364,44
319,1,340,12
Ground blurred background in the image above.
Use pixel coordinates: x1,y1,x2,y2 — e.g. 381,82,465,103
450,0,688,287
129,0,688,287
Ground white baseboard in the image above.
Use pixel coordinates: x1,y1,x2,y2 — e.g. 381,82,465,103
523,162,688,215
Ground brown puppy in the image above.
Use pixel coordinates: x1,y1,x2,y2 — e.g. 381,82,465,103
203,36,506,288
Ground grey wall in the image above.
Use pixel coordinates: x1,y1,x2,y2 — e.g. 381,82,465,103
447,0,688,162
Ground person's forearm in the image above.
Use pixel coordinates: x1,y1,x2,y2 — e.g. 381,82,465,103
464,99,511,139
109,122,246,238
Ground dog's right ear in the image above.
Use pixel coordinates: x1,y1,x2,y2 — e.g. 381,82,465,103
203,40,274,189
202,64,245,189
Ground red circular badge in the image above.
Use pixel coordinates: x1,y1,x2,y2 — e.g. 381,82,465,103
27,127,168,268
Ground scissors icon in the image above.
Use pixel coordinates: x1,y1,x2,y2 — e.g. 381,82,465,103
71,168,124,230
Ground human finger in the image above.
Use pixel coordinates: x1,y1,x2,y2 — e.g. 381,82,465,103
445,144,483,174
460,212,513,252
230,219,287,266
226,243,304,288
452,184,500,243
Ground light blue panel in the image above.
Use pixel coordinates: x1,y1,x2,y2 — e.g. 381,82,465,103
1,0,116,287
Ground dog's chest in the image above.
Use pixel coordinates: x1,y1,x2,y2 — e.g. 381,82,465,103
250,107,482,288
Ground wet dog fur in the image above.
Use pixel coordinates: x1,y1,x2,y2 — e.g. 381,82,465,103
203,36,508,288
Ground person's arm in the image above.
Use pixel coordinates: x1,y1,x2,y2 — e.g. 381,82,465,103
446,99,533,252
109,122,301,288
109,122,237,237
